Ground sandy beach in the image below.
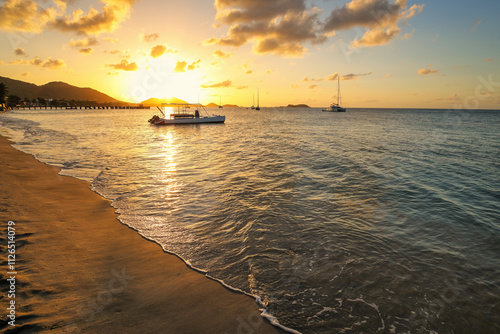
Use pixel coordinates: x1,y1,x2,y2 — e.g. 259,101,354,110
0,134,284,334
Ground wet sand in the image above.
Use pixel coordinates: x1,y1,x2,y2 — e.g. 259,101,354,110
0,135,284,333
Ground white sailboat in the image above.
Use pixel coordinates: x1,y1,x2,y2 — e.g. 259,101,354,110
323,76,346,112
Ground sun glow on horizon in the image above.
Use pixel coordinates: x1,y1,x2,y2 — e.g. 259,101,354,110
122,55,208,104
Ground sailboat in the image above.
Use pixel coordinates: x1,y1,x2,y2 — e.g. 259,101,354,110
255,88,260,110
323,76,346,112
219,96,223,108
251,93,255,110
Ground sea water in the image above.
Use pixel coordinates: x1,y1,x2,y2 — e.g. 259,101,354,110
1,107,499,333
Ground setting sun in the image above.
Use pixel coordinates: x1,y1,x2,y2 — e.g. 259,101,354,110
124,55,207,103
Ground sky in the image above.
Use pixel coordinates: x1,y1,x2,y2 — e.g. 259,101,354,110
0,0,499,108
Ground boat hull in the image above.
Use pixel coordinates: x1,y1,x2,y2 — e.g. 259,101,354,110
152,115,225,125
322,107,346,112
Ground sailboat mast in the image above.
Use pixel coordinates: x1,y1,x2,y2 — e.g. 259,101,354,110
255,88,260,110
337,76,340,106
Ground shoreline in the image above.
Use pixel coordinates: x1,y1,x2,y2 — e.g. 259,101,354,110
0,134,285,333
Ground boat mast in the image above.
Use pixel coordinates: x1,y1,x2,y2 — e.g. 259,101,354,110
337,76,340,106
256,88,260,110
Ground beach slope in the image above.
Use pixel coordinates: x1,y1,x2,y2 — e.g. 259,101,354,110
0,135,283,334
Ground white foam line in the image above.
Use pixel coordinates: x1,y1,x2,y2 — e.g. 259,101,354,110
205,274,304,334
260,309,303,334
2,131,304,334
117,225,304,334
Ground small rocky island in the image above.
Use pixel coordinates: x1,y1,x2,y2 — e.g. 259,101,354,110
286,104,310,108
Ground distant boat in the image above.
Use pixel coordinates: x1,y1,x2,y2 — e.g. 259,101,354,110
251,93,255,109
323,76,346,112
149,103,225,125
255,88,260,110
219,96,223,108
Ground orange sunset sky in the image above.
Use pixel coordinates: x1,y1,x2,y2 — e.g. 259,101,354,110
0,0,499,108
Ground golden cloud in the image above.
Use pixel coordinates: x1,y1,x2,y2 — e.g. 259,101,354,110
418,65,440,75
187,59,201,70
0,0,63,33
49,0,137,35
201,80,232,88
143,33,159,42
174,61,187,72
341,72,372,80
206,0,326,57
206,0,422,56
150,44,176,58
40,57,66,69
326,72,372,80
174,60,200,72
68,37,98,54
13,47,27,56
351,25,401,48
106,59,138,71
78,47,93,54
0,0,135,35
213,50,233,59
8,56,66,69
69,37,98,48
323,0,424,48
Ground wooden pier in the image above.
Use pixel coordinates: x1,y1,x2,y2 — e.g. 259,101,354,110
13,105,149,110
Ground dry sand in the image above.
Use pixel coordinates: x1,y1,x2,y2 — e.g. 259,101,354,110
0,135,284,334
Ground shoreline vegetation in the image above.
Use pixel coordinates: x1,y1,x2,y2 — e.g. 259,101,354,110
0,135,284,334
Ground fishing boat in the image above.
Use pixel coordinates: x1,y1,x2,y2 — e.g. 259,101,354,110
148,103,225,125
255,88,260,110
323,76,346,112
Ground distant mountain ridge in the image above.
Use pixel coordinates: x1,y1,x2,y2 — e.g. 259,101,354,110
0,76,120,103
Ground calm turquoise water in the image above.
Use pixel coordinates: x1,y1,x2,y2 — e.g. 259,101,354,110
1,107,499,333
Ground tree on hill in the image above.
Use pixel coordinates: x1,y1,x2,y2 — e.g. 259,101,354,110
37,97,47,106
0,83,8,104
49,99,60,107
8,95,21,107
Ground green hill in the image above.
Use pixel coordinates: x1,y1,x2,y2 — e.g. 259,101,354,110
0,76,120,103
